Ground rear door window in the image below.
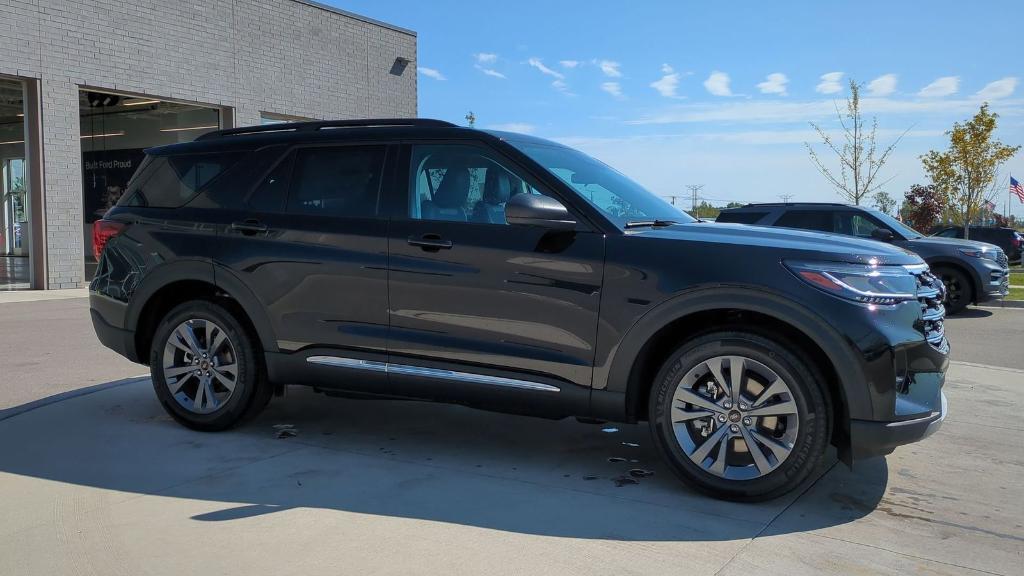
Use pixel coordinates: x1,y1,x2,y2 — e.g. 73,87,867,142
774,210,834,233
247,153,294,213
286,146,386,218
119,152,241,208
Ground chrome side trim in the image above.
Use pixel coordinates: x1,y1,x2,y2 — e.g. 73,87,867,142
307,356,388,372
305,356,560,393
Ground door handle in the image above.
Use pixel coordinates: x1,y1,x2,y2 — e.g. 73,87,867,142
231,219,268,235
407,234,453,251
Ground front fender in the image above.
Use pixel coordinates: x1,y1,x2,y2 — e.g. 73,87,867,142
593,285,870,424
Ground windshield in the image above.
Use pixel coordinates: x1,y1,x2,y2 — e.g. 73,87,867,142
508,141,695,227
869,209,923,239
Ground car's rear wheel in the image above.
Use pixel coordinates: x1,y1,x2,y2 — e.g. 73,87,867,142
936,267,972,315
648,331,829,501
150,300,269,431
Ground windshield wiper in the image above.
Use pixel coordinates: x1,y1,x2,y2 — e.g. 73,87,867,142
624,219,678,229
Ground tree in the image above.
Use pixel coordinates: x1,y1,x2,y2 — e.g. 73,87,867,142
872,191,897,215
921,104,1020,239
806,79,906,205
901,184,945,233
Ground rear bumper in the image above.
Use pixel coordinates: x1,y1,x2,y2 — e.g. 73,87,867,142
849,392,947,460
90,306,140,363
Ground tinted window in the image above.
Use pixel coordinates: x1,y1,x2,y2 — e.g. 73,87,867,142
286,146,386,217
836,212,882,238
774,210,833,232
409,144,547,224
119,152,240,208
717,211,768,224
935,228,961,238
248,153,294,213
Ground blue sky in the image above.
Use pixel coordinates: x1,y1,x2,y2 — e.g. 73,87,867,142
331,0,1023,215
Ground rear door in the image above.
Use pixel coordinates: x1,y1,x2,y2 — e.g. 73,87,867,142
212,143,395,390
384,142,604,413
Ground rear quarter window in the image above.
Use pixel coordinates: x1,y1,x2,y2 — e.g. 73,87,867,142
118,152,241,208
716,211,769,224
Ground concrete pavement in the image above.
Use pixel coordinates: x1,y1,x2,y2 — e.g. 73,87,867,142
0,361,1020,575
0,297,144,411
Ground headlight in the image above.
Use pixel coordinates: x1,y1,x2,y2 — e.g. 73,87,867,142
958,247,997,261
785,260,918,305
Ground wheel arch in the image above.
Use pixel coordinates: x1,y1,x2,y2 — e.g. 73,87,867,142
598,287,866,457
925,258,980,303
128,261,277,364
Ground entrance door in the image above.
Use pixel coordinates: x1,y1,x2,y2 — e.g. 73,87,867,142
387,143,604,411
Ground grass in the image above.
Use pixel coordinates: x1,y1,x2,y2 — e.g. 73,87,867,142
1008,287,1024,301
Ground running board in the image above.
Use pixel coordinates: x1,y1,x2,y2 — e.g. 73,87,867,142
305,356,561,393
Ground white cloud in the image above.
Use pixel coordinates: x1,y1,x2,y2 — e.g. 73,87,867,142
486,122,536,134
918,76,959,98
626,97,1024,125
527,57,565,79
867,73,898,96
474,52,498,64
651,64,681,98
551,79,573,95
597,60,622,78
703,71,732,96
816,72,844,94
476,66,506,79
975,77,1018,100
601,81,625,99
417,67,445,81
757,72,789,96
559,60,579,69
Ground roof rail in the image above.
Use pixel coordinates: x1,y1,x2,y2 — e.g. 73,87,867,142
196,118,458,141
740,202,850,207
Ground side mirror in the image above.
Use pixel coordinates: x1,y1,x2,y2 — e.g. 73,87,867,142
505,193,576,230
871,228,895,242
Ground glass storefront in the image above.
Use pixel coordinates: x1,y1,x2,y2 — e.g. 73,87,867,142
80,90,221,280
1,77,29,289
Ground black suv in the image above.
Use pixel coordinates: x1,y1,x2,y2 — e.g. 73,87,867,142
90,119,948,500
718,203,1010,314
931,225,1022,264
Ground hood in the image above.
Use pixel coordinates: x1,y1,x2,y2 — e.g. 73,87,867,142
628,222,923,266
912,235,1002,252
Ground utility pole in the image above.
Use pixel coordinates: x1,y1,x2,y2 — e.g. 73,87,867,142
779,194,794,203
686,184,704,217
664,195,681,206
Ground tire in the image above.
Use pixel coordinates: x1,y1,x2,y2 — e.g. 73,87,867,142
150,300,270,431
936,267,972,315
648,330,830,501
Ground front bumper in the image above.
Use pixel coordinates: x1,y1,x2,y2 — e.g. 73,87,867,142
849,392,947,460
974,258,1009,302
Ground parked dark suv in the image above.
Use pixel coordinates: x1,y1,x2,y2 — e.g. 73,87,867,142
90,119,948,500
718,203,1010,314
931,225,1022,264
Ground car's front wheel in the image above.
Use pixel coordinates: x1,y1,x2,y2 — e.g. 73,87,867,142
150,300,270,431
936,267,972,315
648,331,830,501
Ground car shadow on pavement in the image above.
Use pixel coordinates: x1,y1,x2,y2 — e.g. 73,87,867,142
955,308,994,319
0,379,888,542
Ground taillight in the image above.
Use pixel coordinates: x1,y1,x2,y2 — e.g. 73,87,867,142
92,219,126,260
1013,234,1022,248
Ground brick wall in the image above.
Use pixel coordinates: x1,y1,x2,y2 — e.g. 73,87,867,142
0,0,417,288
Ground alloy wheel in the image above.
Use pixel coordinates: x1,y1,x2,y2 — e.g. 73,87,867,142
671,355,800,480
162,319,238,414
941,275,962,307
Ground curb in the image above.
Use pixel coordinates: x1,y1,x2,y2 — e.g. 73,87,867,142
977,300,1024,310
0,375,150,422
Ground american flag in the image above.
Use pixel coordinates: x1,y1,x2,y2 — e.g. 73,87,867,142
1012,176,1024,203
985,200,997,211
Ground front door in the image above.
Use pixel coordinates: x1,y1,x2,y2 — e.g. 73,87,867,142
386,143,604,412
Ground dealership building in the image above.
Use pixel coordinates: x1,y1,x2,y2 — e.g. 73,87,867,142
0,0,416,290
